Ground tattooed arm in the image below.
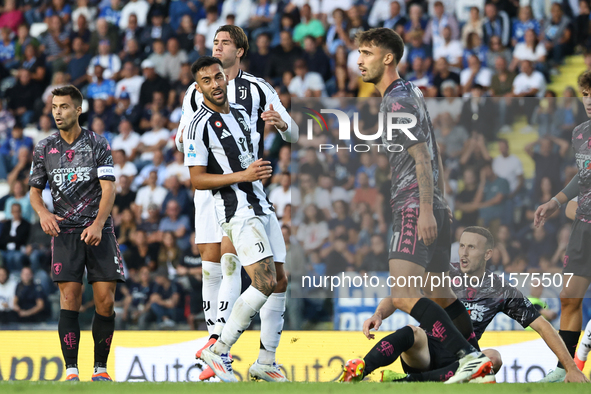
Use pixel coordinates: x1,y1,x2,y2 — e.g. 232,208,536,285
408,142,438,245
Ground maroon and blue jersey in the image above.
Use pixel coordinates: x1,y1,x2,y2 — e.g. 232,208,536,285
572,120,591,221
449,264,540,341
29,128,116,233
380,78,447,212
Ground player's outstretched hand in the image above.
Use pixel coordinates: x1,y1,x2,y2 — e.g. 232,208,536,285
243,158,273,182
534,200,559,228
363,314,383,340
261,104,287,130
565,368,590,383
418,211,437,246
81,223,102,246
39,211,63,237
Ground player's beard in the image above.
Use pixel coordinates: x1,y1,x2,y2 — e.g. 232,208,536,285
205,88,228,107
56,115,77,132
363,62,385,85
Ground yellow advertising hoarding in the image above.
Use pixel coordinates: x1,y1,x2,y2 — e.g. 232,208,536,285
0,330,589,382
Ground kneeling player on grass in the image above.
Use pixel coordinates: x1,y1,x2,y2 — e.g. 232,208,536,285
340,227,588,383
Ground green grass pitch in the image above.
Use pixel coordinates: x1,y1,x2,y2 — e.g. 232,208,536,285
0,382,589,393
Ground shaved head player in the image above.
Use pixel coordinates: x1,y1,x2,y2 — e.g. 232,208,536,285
29,86,123,381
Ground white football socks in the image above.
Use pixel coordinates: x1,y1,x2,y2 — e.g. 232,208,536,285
201,261,222,335
212,253,242,336
258,292,286,365
577,319,591,361
214,286,268,354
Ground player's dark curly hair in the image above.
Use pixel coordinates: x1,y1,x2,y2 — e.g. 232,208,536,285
463,226,495,250
215,25,249,60
191,56,223,78
52,85,83,108
578,70,591,91
355,28,405,65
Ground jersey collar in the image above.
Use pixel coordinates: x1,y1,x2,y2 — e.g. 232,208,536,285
384,78,404,96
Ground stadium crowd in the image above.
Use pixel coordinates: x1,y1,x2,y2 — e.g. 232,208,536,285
1,0,591,330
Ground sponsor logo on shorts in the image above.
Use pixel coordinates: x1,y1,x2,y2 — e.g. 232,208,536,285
563,255,569,268
53,262,62,275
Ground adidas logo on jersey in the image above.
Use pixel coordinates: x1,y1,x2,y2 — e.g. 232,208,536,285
221,129,232,139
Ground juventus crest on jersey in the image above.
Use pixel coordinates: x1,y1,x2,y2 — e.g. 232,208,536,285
183,102,274,223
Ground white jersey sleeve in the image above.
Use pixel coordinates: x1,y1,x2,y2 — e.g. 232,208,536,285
176,83,204,153
183,114,209,167
257,78,299,143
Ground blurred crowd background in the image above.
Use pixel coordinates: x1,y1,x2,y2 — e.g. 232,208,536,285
1,0,591,330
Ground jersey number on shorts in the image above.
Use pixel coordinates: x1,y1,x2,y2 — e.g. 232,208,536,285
391,232,400,252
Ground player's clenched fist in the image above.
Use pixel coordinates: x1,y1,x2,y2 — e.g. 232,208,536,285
81,223,103,246
242,158,273,182
39,211,63,237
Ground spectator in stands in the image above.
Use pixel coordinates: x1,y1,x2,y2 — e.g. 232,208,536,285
407,57,433,90
434,25,463,69
87,64,116,104
196,6,223,51
124,230,158,272
161,37,188,82
431,58,460,97
70,14,91,44
13,266,46,323
119,0,149,30
113,94,141,130
0,266,17,323
405,30,433,73
486,35,512,68
187,34,211,64
0,27,18,70
543,3,574,68
554,86,587,139
176,15,195,53
113,148,138,186
139,59,170,108
266,30,303,83
455,167,480,227
463,32,488,68
87,98,115,133
460,54,493,94
269,172,292,219
302,35,331,81
158,200,190,251
0,202,30,272
526,176,561,229
32,115,55,145
44,0,71,25
115,62,144,105
512,59,547,124
133,149,167,190
459,131,492,171
6,147,31,188
525,225,556,271
352,171,381,215
461,6,484,47
359,234,388,273
147,39,167,78
4,180,33,221
404,3,428,38
293,4,325,46
126,266,154,326
100,0,122,27
90,17,119,55
323,236,354,277
482,1,511,47
0,125,33,180
141,271,181,328
512,5,540,46
476,161,510,234
297,204,329,253
424,1,460,49
7,68,41,126
0,97,15,145
459,84,497,141
511,29,547,72
120,37,144,69
135,171,168,220
288,58,326,97
493,139,525,202
66,37,92,89
435,111,469,163
136,113,169,164
111,118,141,159
113,175,136,221
527,134,570,198
0,0,24,34
575,0,591,48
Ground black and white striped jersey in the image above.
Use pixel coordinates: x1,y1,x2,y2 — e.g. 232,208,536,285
184,102,274,223
178,69,292,156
